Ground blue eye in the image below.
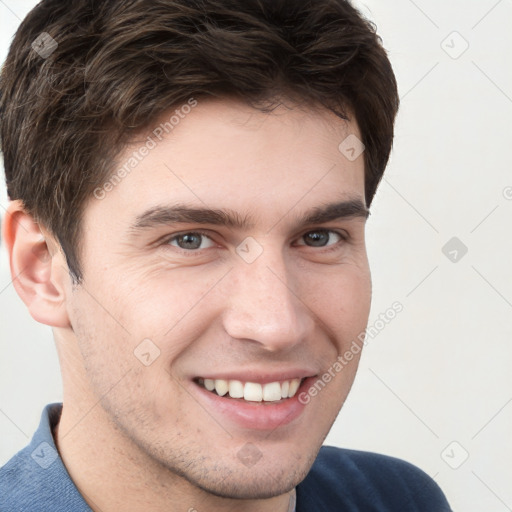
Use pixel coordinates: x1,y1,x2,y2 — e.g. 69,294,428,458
168,232,215,250
298,230,344,247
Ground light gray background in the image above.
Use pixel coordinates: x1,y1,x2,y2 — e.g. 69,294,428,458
1,1,511,511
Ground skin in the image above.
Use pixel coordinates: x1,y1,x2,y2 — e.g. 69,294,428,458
4,98,372,512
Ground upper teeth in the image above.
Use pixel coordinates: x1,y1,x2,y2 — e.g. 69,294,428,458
201,378,302,402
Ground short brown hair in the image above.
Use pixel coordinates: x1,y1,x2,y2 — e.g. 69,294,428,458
0,0,399,281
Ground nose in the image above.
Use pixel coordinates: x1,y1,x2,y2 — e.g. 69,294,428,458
222,251,315,352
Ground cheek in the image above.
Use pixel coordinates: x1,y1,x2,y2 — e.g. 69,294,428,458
300,263,372,331
344,269,372,323
67,276,160,401
68,291,133,380
68,290,182,426
68,268,223,397
103,261,226,336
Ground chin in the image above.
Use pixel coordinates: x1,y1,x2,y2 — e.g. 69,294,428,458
165,447,318,500
192,467,305,500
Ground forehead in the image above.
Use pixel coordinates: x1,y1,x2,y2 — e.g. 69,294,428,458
86,98,365,231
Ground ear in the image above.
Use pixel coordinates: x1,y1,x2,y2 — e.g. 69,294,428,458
2,200,71,328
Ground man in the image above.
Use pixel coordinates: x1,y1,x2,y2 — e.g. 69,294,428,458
0,0,451,510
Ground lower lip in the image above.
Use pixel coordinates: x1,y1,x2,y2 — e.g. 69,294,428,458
191,377,316,431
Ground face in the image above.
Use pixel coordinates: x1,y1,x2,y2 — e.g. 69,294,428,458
63,98,371,499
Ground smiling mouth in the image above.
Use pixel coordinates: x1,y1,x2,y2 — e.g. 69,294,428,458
195,377,306,403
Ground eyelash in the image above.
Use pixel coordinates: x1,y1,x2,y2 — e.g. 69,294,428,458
296,229,348,250
162,229,349,255
165,230,217,252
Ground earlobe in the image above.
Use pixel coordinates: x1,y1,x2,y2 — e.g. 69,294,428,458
2,200,71,328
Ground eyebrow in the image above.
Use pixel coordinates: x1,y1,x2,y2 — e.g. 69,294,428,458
129,198,369,235
298,199,369,225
